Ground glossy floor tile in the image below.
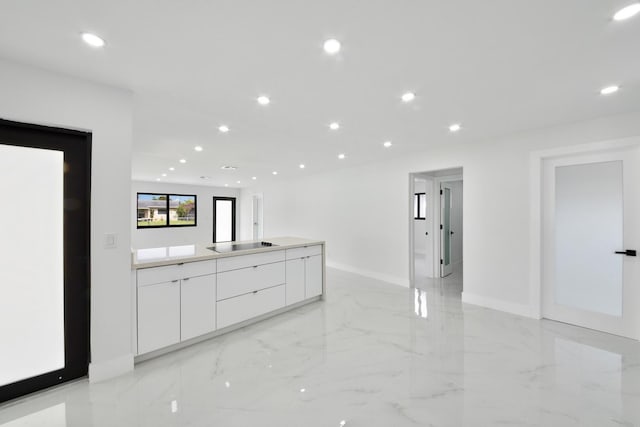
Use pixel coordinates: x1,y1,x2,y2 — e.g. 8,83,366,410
1,267,640,426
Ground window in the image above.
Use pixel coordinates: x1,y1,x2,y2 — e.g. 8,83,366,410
414,193,426,220
137,193,197,228
213,196,236,242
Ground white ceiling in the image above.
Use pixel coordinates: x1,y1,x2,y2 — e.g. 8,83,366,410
1,0,639,188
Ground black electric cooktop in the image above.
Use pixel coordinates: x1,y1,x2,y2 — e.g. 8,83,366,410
207,241,277,253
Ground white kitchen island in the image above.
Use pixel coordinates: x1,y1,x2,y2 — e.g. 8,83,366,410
131,237,325,360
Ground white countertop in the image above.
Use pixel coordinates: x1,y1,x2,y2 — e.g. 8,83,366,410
132,237,325,269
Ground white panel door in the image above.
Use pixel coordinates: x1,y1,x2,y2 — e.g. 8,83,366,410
138,281,180,354
181,275,216,341
543,147,640,339
286,258,305,305
305,255,323,298
440,184,454,277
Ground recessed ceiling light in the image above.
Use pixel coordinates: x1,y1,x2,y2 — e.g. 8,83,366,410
162,173,167,177
449,123,462,133
323,38,341,54
600,85,619,95
383,141,392,148
257,96,270,106
81,32,105,48
252,176,257,180
613,3,640,20
179,159,187,163
218,125,230,133
300,388,306,393
272,171,278,175
221,165,237,170
224,184,228,187
401,92,416,102
156,178,161,181
338,153,346,159
236,180,241,184
169,167,175,171
329,122,340,130
194,146,203,152
299,164,305,169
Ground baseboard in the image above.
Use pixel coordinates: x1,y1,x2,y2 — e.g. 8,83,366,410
327,260,410,287
461,291,536,319
88,353,134,383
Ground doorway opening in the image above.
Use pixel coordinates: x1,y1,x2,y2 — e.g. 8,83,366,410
213,196,236,243
252,194,264,240
409,168,463,293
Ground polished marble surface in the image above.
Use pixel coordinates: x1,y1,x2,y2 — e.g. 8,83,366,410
2,266,640,426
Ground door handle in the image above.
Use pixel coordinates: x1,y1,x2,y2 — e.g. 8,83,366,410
425,232,428,236
614,249,637,257
450,231,454,235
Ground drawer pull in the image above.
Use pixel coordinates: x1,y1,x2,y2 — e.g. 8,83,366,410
252,290,258,294
253,265,258,269
171,280,179,283
183,277,190,281
178,263,185,266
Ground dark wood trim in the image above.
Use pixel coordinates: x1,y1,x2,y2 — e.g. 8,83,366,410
0,118,91,404
212,196,236,243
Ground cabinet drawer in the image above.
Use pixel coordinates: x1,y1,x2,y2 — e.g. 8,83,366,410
217,285,285,329
286,244,322,260
181,259,216,278
217,250,285,272
137,264,181,287
217,261,285,300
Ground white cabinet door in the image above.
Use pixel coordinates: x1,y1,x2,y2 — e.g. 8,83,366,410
181,275,216,341
286,258,305,305
138,281,180,354
305,255,323,298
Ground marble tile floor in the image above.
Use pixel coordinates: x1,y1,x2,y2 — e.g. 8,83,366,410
1,267,640,426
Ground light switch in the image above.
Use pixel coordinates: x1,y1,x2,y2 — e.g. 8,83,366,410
104,233,117,249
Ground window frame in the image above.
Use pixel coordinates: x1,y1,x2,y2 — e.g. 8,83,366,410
414,192,426,220
212,196,236,243
136,192,198,229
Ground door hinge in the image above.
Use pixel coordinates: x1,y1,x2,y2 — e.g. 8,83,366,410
440,259,443,264
440,224,443,230
440,189,443,195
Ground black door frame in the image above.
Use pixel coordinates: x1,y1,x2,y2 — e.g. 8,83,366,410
0,119,91,404
212,196,236,243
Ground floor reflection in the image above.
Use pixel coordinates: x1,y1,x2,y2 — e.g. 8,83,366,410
0,403,66,427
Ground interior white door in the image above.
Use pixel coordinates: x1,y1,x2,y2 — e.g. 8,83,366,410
252,194,264,240
542,147,640,339
440,184,454,277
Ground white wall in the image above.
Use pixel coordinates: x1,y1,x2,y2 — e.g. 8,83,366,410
132,181,240,248
242,110,640,316
0,58,134,380
449,180,463,264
